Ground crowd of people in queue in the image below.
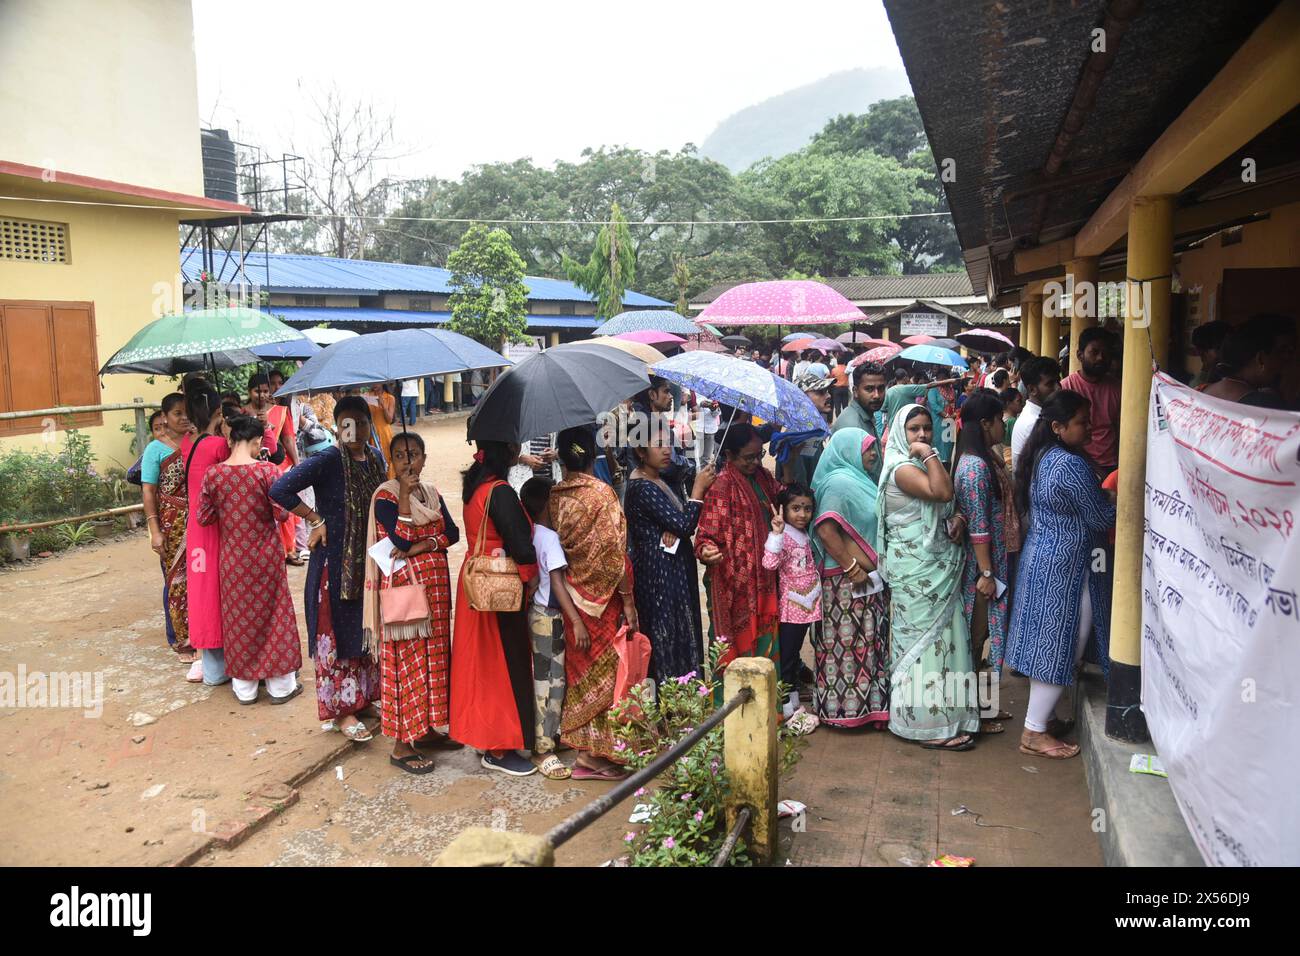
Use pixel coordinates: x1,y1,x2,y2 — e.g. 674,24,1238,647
135,312,1294,777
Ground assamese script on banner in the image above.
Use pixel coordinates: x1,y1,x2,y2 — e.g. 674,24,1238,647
1141,372,1300,866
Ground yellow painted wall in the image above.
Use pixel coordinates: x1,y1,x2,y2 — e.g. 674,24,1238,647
1178,200,1300,320
0,194,184,471
0,0,204,195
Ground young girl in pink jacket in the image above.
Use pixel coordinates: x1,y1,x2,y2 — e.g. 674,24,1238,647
762,483,822,716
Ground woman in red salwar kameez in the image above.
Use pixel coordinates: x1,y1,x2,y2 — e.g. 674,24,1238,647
449,440,541,777
363,432,462,774
246,373,301,564
551,426,637,781
196,415,303,704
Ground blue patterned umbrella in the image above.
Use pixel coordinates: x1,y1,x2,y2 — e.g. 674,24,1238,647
890,344,968,370
650,351,827,434
594,310,701,336
250,336,321,360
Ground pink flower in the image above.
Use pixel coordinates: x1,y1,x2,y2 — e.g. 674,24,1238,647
684,671,697,681
694,810,704,822
635,787,646,797
676,675,691,685
680,792,693,801
662,836,676,849
613,740,627,752
697,684,710,696
624,832,636,842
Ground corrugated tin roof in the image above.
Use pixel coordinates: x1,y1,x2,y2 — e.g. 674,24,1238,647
690,273,979,306
268,306,602,332
179,249,670,306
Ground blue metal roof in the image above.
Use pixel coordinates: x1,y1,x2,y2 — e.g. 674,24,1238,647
180,249,670,306
268,306,602,332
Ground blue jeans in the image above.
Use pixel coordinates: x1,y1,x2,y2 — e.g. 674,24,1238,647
202,648,229,686
400,396,419,425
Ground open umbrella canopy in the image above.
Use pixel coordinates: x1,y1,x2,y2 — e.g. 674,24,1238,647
955,328,1016,353
900,334,936,345
565,337,664,365
274,328,510,396
848,344,903,370
468,343,650,443
930,337,961,351
836,331,889,346
614,330,686,347
698,280,863,326
302,327,360,346
100,306,303,375
594,309,700,337
250,335,321,361
890,344,968,370
807,337,847,352
650,351,827,434
720,335,752,349
782,330,820,342
781,337,815,352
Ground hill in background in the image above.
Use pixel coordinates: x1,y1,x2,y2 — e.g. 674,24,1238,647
700,67,911,171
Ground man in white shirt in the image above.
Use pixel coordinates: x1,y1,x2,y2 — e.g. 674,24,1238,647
399,379,420,425
1010,356,1061,472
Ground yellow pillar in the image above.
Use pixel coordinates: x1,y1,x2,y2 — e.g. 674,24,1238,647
881,327,890,342
442,375,455,410
1023,292,1042,356
1019,310,1029,351
1040,284,1062,364
1066,256,1100,377
722,657,778,865
1109,195,1173,743
548,331,560,348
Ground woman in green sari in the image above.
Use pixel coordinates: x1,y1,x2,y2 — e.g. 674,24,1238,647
877,403,981,750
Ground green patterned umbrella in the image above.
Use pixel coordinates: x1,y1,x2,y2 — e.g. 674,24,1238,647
99,307,304,375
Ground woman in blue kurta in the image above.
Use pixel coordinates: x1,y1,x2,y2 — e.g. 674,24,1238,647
1006,389,1116,760
625,429,716,682
271,396,386,742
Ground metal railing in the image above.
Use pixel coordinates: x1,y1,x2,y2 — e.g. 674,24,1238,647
544,685,753,850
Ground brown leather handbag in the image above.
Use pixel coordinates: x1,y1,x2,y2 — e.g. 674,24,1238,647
462,482,524,613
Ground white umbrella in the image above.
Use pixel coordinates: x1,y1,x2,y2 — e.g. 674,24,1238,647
302,327,360,346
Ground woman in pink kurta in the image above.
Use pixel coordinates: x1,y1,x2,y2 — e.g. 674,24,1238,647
196,413,302,704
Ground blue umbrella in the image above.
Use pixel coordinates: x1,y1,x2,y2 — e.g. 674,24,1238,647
890,344,969,370
781,331,819,343
250,336,321,361
594,309,701,336
650,352,827,434
274,328,510,397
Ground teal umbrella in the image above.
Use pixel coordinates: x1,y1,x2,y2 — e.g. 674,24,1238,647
99,307,304,375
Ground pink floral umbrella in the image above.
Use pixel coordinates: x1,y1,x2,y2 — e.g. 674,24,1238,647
848,344,903,370
698,280,864,326
954,328,1016,353
901,334,936,345
613,330,687,346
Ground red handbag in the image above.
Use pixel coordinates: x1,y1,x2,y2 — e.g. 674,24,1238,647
613,624,653,705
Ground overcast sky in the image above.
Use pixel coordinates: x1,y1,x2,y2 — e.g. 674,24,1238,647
193,0,906,181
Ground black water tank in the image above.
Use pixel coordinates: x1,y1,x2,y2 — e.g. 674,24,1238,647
201,129,238,203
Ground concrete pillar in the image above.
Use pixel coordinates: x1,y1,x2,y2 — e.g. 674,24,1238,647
1108,195,1173,744
548,331,560,348
1018,310,1029,350
442,375,455,413
881,327,890,342
1067,256,1100,377
1041,284,1062,364
433,828,554,866
723,657,778,865
1023,291,1042,356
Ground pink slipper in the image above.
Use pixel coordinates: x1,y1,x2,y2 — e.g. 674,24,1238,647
186,660,203,683
572,764,630,781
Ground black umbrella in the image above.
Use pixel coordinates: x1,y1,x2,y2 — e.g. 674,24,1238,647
467,342,650,443
720,335,752,350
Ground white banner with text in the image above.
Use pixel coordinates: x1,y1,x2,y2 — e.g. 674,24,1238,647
1142,372,1300,865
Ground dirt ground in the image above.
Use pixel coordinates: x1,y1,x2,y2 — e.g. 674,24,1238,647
0,413,1100,867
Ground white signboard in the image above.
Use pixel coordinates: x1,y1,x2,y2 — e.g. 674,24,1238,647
1141,373,1300,865
898,311,948,337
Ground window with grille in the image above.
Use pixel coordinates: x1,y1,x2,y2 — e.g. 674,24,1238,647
410,297,432,311
294,294,327,307
0,217,69,263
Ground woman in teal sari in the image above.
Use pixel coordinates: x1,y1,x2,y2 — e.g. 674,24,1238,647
877,404,981,750
810,427,890,728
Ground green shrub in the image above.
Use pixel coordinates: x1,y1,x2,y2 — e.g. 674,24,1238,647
0,430,116,525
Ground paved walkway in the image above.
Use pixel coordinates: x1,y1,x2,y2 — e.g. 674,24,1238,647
779,672,1101,867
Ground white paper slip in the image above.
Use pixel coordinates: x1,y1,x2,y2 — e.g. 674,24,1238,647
660,536,681,554
1129,753,1168,777
851,570,885,598
995,577,1008,599
367,537,407,577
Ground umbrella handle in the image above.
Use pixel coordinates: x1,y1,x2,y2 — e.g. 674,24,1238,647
715,405,739,461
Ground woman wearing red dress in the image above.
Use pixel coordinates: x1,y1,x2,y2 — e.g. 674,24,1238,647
449,440,540,776
196,414,303,704
246,372,302,564
363,432,462,774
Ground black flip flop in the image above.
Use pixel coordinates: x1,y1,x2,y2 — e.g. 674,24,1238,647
390,753,437,775
415,730,464,751
921,735,976,751
268,683,304,705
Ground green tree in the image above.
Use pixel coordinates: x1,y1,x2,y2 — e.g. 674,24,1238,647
446,225,529,349
563,202,636,319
